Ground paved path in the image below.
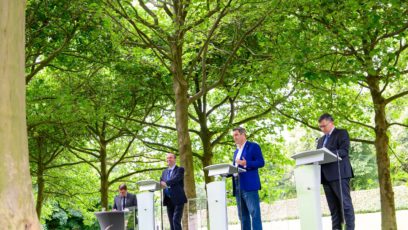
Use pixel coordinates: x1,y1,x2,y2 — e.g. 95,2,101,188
228,210,408,230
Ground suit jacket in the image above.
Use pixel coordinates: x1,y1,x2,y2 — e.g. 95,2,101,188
112,192,137,211
317,128,354,182
160,165,187,206
232,141,265,195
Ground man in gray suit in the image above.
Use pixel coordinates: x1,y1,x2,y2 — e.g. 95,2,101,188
112,184,137,211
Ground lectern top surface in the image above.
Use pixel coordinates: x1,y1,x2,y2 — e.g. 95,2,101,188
136,179,159,185
292,147,339,159
204,163,233,170
291,147,341,166
204,163,246,177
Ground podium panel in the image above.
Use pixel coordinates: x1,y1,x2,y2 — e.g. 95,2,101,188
207,181,228,230
294,164,322,230
95,209,136,230
292,147,340,230
137,192,155,230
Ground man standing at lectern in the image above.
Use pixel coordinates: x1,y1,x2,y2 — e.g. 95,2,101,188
160,153,187,230
112,184,138,211
232,127,265,230
317,113,355,230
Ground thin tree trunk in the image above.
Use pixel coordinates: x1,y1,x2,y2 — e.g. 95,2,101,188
100,142,109,210
173,78,196,229
172,43,196,229
367,76,397,230
201,132,214,185
0,0,40,228
35,164,45,219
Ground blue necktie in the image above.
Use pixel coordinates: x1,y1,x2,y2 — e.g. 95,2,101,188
323,134,330,147
165,170,172,197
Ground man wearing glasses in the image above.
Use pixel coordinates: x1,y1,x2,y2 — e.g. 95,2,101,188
317,113,355,230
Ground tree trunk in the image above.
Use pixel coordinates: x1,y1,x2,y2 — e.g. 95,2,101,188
172,45,196,230
173,79,196,229
194,95,214,185
201,130,214,185
100,141,109,210
35,163,45,219
0,0,40,228
367,76,397,230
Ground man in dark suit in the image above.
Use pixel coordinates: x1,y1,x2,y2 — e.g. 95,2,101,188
112,184,137,211
160,153,187,230
232,127,265,230
317,113,355,230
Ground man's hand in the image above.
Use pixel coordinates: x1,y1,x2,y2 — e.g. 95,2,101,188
160,181,167,188
235,157,247,167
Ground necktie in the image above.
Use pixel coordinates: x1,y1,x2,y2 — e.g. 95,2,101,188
323,134,330,147
165,170,172,197
122,196,126,210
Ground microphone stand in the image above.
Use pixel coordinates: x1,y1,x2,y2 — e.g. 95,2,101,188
336,150,346,230
160,190,164,230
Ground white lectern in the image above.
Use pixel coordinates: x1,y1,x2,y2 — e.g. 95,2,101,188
204,163,246,230
291,147,341,230
136,180,161,230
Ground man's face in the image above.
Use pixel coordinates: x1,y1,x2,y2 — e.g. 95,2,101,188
119,189,127,197
319,119,334,135
166,153,176,167
232,130,246,146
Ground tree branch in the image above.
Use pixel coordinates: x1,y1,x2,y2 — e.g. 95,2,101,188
385,90,408,105
109,167,166,185
189,13,267,104
25,24,79,84
108,136,137,176
388,122,408,128
345,117,375,130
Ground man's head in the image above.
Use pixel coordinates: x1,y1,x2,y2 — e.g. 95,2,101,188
318,113,335,135
232,127,247,146
166,153,176,168
118,184,128,197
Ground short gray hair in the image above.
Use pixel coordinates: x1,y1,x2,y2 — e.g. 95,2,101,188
233,127,246,135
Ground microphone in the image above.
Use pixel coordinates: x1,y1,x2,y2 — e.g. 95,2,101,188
315,137,319,146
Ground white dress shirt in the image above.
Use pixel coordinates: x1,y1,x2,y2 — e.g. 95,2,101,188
234,141,247,166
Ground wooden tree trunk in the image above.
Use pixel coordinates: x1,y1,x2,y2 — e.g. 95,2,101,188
35,164,45,218
201,132,214,185
367,76,397,230
0,0,40,228
173,79,196,229
172,44,196,229
100,142,109,210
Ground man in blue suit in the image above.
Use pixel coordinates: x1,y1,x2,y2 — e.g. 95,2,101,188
317,113,355,230
232,127,265,230
160,153,187,230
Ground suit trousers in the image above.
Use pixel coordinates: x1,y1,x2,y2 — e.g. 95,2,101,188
323,179,355,230
166,198,184,230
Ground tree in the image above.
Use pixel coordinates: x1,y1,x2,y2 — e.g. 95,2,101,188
102,3,270,224
274,1,408,228
56,63,169,210
0,0,40,228
25,0,104,84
